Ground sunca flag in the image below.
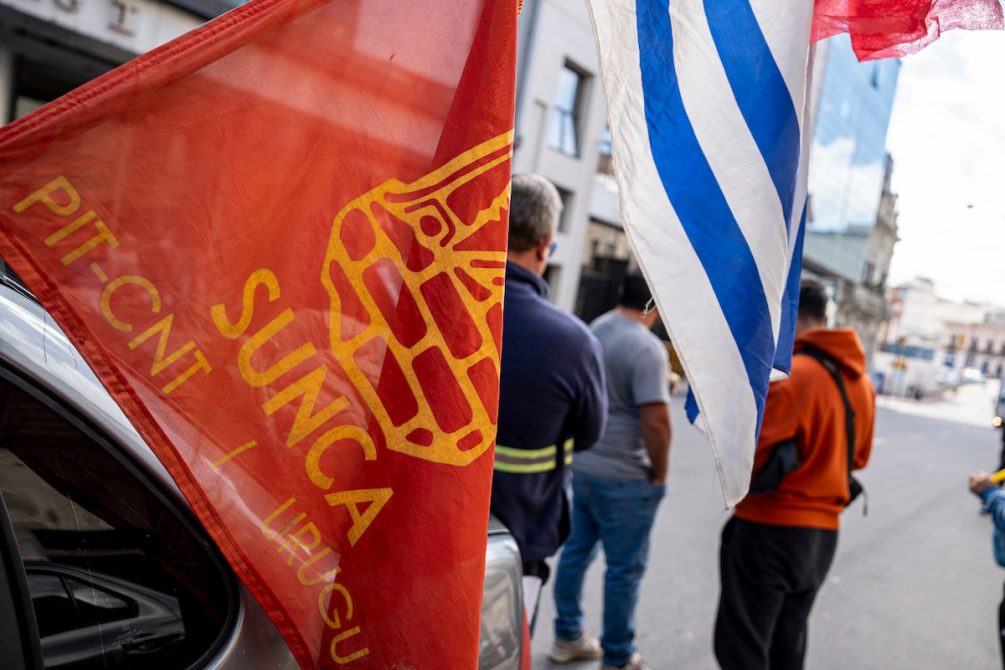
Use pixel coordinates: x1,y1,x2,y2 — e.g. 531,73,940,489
586,0,1001,505
0,0,518,667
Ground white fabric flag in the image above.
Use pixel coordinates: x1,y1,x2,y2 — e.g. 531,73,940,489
586,0,815,504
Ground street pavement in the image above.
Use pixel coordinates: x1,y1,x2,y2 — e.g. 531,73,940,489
530,382,1005,669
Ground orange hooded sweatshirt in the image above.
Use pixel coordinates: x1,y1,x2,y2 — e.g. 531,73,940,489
734,328,876,531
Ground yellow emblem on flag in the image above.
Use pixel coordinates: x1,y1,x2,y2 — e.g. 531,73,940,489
322,132,513,467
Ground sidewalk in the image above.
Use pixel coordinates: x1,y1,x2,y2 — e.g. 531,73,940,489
876,380,997,429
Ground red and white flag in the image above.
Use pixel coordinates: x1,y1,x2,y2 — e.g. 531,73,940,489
814,0,1004,60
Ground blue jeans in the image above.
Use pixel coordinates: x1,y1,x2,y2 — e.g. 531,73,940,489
553,471,665,666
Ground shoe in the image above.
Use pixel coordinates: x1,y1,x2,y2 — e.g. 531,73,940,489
600,652,651,670
549,632,602,663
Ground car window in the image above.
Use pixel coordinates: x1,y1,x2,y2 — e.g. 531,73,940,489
25,574,76,637
0,373,235,669
66,577,135,626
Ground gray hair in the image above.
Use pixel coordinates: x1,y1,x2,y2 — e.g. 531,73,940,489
509,173,562,252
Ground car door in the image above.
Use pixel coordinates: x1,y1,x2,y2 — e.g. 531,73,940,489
0,486,43,670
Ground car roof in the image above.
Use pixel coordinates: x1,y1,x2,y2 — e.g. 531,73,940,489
0,282,180,497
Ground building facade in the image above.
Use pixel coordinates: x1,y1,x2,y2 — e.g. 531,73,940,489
884,277,993,350
943,314,1005,380
575,144,637,322
10,0,906,340
862,154,899,292
1,0,606,314
513,0,609,311
802,35,902,363
829,153,900,362
866,277,998,395
0,0,232,125
804,33,901,283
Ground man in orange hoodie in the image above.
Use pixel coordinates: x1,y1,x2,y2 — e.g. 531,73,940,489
713,278,875,670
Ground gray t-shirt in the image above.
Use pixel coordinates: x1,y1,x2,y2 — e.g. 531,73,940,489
573,311,671,481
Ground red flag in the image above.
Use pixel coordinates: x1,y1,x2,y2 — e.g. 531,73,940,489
0,0,516,667
814,0,1004,60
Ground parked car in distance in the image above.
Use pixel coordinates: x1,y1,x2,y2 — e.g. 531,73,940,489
963,367,986,385
873,342,940,399
0,274,523,670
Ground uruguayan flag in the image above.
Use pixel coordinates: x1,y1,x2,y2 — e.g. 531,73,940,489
587,0,815,505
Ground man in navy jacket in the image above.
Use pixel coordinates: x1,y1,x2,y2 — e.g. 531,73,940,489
491,173,607,630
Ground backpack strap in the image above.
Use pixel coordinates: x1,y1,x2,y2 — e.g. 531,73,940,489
797,348,855,473
796,347,867,514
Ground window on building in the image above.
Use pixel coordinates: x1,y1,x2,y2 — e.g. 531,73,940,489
862,261,875,285
598,125,611,156
11,58,105,123
548,63,588,157
880,342,935,361
543,264,562,300
596,126,613,175
556,186,574,233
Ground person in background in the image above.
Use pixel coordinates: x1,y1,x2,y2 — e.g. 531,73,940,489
550,272,671,670
491,173,607,631
969,470,1005,667
714,278,875,670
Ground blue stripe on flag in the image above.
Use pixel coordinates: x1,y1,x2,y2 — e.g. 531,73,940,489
703,0,801,228
773,201,807,374
637,0,775,427
685,388,700,424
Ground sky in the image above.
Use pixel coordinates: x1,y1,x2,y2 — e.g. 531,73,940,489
885,28,1005,305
